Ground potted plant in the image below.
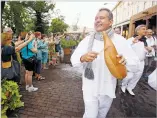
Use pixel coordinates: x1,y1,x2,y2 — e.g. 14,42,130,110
60,38,77,55
1,79,24,118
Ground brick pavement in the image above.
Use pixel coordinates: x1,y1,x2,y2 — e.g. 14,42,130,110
18,64,84,118
14,63,156,118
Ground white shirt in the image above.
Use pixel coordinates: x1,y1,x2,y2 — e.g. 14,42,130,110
54,37,61,44
71,33,140,98
146,36,157,56
127,37,147,61
146,36,157,46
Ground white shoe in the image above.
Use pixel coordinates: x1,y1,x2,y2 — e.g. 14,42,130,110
28,86,38,92
121,86,126,93
127,88,135,96
26,85,29,90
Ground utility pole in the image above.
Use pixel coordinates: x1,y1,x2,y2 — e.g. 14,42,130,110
73,13,81,31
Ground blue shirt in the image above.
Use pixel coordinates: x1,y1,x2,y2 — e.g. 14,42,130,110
20,40,35,59
35,39,43,60
40,41,48,53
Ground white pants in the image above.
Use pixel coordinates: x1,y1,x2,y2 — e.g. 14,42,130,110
83,91,113,118
122,61,145,90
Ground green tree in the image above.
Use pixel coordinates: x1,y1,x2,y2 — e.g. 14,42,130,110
2,1,32,34
49,17,69,33
2,1,55,34
23,1,55,34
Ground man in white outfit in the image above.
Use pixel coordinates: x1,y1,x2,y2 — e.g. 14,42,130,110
121,25,151,96
146,29,157,57
114,27,121,35
71,8,140,118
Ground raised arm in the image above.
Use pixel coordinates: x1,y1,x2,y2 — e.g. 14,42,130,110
15,34,35,52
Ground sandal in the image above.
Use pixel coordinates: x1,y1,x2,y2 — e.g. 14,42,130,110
38,76,45,80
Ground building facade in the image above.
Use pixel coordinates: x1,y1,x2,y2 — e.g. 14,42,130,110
112,1,157,38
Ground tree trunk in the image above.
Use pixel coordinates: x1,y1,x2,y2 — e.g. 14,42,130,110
1,1,5,30
1,1,5,14
35,11,44,33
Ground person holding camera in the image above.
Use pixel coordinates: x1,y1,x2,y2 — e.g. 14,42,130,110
1,32,19,82
20,32,38,92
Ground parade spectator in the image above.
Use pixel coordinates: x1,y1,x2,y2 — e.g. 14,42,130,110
65,34,70,40
71,8,140,118
20,33,38,92
33,32,45,80
48,34,57,66
41,34,49,69
1,32,19,82
54,33,64,64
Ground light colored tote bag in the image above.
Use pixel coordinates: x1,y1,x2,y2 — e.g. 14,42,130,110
148,68,157,91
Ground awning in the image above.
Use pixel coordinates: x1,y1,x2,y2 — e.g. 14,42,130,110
130,5,157,22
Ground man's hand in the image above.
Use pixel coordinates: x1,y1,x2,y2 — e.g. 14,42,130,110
80,51,99,62
117,54,126,65
152,45,157,50
145,46,153,52
132,36,141,43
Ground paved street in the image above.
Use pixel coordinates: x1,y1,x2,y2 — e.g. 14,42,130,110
14,64,156,118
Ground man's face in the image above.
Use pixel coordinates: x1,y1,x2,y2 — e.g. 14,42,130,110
146,29,153,38
94,10,113,32
114,28,121,34
137,26,147,36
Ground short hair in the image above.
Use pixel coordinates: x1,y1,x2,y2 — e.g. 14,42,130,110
99,8,113,20
115,27,121,30
20,32,27,39
34,32,41,38
135,24,146,34
1,33,12,44
147,29,153,32
3,27,13,33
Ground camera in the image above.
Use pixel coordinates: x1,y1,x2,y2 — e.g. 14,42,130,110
28,31,32,35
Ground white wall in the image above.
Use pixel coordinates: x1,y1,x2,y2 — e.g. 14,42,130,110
113,1,157,26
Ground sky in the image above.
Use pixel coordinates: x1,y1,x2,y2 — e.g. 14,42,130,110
51,2,117,29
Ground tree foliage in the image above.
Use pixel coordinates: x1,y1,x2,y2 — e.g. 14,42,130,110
49,17,69,33
2,1,33,34
22,1,55,34
2,1,55,34
1,1,5,15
